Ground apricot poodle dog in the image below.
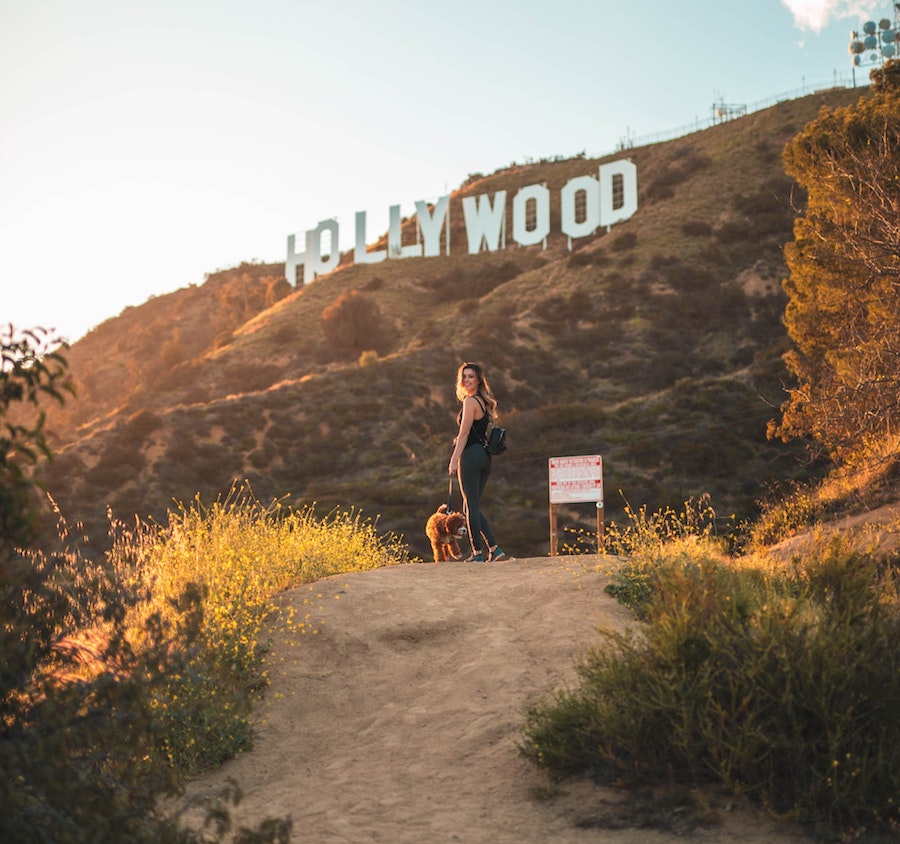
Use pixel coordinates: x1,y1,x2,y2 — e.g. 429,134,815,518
425,504,468,562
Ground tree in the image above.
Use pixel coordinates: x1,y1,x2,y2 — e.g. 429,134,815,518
1,325,72,562
772,62,900,463
0,326,291,843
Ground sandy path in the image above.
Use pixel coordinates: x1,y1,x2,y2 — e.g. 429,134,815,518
186,556,807,843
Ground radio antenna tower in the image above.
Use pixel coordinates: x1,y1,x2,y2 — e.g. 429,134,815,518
848,4,900,83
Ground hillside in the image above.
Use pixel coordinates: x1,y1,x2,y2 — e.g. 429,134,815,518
37,86,865,559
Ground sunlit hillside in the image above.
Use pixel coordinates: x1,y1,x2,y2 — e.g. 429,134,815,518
38,85,865,559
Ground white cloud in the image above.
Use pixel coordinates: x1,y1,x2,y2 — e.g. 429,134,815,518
781,0,885,33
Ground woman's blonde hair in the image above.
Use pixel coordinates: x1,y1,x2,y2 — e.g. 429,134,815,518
456,362,498,422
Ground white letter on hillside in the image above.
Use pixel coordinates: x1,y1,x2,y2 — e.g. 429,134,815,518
286,233,304,287
512,183,550,247
389,204,423,259
302,219,341,284
462,191,507,254
287,220,340,285
415,195,450,258
354,211,387,265
561,175,601,241
598,159,638,227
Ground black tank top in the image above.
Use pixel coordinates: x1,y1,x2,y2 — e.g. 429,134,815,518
458,396,489,448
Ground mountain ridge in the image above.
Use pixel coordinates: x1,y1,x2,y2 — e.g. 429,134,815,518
38,86,865,559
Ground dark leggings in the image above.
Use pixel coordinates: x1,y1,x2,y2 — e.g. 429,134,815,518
458,443,496,555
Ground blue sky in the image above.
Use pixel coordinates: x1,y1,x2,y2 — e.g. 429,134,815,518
0,0,890,342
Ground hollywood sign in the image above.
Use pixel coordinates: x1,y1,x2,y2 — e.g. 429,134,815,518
286,159,638,286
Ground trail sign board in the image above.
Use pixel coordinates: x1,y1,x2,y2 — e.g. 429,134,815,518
548,455,603,504
548,455,604,555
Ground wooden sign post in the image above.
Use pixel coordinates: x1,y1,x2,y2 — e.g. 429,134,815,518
548,455,604,556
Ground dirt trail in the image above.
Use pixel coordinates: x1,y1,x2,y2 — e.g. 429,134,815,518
186,556,807,843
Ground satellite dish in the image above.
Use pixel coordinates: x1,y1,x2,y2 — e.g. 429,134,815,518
882,28,895,42
849,39,866,54
864,20,877,34
865,34,879,49
883,43,896,57
879,18,891,29
853,54,862,65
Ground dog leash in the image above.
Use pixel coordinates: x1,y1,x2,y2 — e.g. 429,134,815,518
447,477,457,512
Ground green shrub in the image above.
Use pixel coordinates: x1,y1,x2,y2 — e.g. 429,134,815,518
362,275,385,291
126,482,412,771
321,290,393,356
566,250,591,268
521,506,900,837
223,362,283,393
611,231,638,251
3,330,420,841
5,449,405,841
1,326,73,557
750,480,823,547
86,440,147,488
123,408,164,441
1,513,293,843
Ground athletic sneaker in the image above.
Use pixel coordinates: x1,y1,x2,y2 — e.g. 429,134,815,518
465,553,486,563
491,547,509,561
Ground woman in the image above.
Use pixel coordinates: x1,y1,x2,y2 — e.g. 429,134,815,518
447,362,508,562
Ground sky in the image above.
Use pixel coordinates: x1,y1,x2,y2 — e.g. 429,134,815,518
0,0,892,342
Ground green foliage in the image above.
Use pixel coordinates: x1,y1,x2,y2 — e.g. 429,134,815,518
1,337,410,839
601,495,725,618
1,325,73,559
126,483,411,771
2,530,189,842
5,535,292,844
749,479,831,547
776,63,900,463
0,333,293,842
521,504,900,838
871,58,900,94
2,480,410,840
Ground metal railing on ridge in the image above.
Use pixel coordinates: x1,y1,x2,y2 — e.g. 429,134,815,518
612,71,861,153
